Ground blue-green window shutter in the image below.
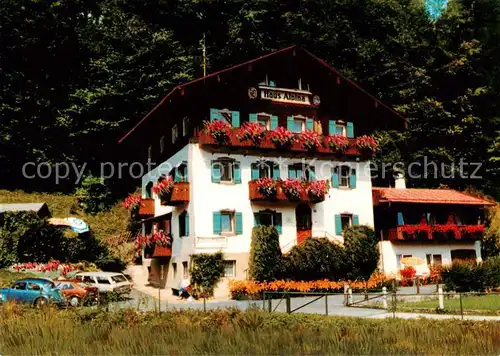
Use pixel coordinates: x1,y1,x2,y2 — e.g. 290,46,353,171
251,163,259,180
288,166,296,179
174,169,181,182
349,169,357,189
210,108,220,121
335,215,342,235
269,81,276,87
347,122,354,138
275,212,282,234
213,212,221,234
232,111,240,127
185,164,188,181
249,113,258,123
254,213,260,227
353,215,360,226
272,163,280,179
235,212,243,234
270,116,278,130
306,118,314,131
287,116,294,131
397,212,404,226
211,162,221,183
332,167,339,188
328,120,336,136
185,212,190,236
233,162,242,184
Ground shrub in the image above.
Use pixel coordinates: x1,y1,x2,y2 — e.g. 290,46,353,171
281,238,346,281
190,252,225,296
482,256,500,291
96,258,126,272
343,226,379,281
441,261,484,292
75,175,113,214
248,226,282,282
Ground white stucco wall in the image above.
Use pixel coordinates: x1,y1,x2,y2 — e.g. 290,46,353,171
379,240,482,276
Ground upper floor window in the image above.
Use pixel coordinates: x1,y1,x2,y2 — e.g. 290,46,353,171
251,160,280,180
210,108,240,127
211,158,241,184
182,116,189,136
254,209,282,234
332,165,356,188
179,210,189,237
258,114,271,130
292,117,305,133
145,181,153,199
160,135,165,154
249,113,277,130
328,120,354,138
213,210,243,235
287,115,313,133
288,163,315,181
172,124,178,144
335,213,359,235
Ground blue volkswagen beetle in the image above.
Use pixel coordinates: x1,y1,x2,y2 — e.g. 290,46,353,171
0,278,67,308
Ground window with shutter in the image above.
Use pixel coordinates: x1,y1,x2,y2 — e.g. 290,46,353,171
211,158,240,183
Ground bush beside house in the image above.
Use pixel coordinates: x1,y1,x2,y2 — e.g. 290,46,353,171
190,252,225,297
441,256,500,292
248,226,282,282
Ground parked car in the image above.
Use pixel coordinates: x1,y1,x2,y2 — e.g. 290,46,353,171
0,278,66,308
55,280,99,307
75,272,133,295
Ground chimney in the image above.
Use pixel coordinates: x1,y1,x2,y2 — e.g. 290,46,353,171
394,172,406,189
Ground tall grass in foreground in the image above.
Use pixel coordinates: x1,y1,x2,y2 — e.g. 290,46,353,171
0,306,499,355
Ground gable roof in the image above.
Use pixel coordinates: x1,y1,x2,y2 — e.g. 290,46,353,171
372,188,496,206
119,45,407,144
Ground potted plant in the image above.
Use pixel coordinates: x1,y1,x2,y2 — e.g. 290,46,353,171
431,224,459,240
324,134,349,155
152,177,174,204
354,135,378,157
150,230,172,247
203,120,231,145
281,178,304,201
237,122,266,145
122,194,141,214
134,234,150,250
255,177,277,198
307,180,330,202
460,225,485,239
268,127,296,149
298,130,322,151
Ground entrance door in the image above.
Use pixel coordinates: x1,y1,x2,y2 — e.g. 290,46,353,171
296,203,312,244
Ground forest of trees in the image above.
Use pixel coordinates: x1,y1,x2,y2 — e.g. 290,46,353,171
1,0,499,199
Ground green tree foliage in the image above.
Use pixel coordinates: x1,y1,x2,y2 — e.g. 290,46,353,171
190,252,224,296
1,0,499,201
282,238,346,281
75,176,113,214
343,226,380,281
248,226,282,282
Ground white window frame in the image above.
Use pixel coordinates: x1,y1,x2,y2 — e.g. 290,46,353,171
340,214,352,231
223,260,236,277
257,160,272,178
172,124,178,144
257,113,271,130
292,115,307,133
220,211,235,234
214,159,235,183
335,124,347,136
339,165,351,188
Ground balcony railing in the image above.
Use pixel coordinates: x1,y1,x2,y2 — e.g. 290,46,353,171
198,128,365,157
387,224,485,241
152,245,172,257
138,198,155,216
248,179,327,203
160,182,190,206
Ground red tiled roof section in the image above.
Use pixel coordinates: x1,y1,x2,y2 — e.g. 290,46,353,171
372,188,496,206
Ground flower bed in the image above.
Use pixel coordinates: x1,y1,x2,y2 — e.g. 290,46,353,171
307,180,330,202
324,134,350,154
237,122,266,145
229,273,387,300
298,130,322,150
255,178,277,198
122,194,141,213
9,261,99,280
153,177,174,203
281,179,304,201
203,120,231,145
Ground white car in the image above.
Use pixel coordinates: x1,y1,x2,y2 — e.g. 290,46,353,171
75,272,133,295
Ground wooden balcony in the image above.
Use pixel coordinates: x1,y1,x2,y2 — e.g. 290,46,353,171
198,128,362,158
387,224,485,242
161,182,190,206
138,198,155,216
249,180,324,203
152,245,172,257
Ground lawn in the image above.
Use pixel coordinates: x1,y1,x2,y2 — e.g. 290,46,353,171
0,307,498,355
397,294,500,315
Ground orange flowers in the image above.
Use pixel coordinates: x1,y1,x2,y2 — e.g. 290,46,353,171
229,273,387,299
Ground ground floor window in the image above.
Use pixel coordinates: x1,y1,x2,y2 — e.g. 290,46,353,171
426,254,442,266
223,260,236,277
341,214,352,231
451,249,476,262
182,261,188,278
254,210,282,233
